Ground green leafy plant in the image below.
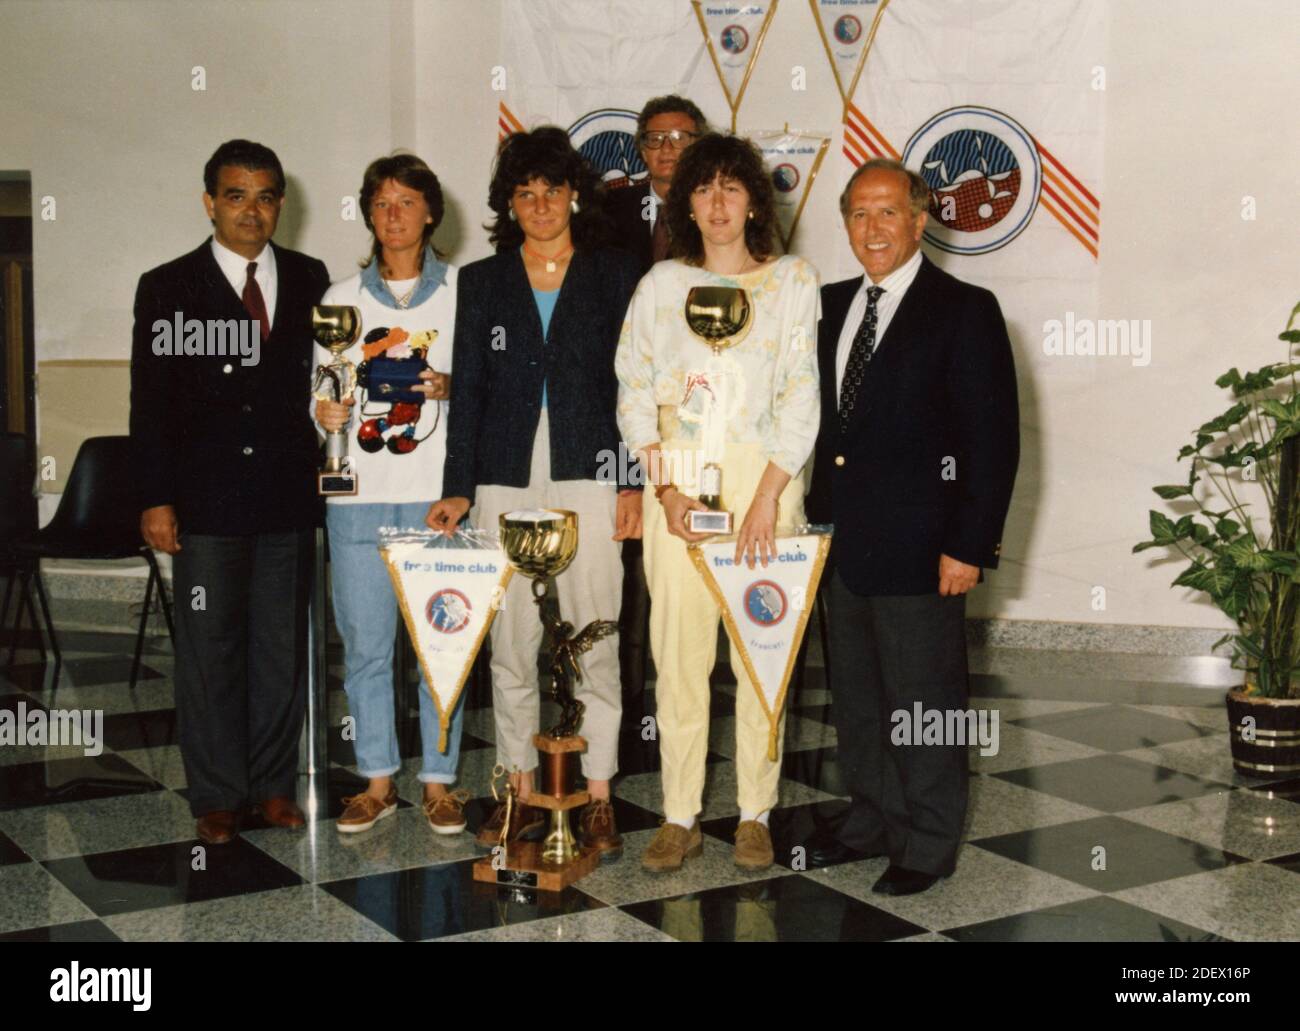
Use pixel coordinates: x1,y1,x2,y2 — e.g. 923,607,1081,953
1134,302,1300,698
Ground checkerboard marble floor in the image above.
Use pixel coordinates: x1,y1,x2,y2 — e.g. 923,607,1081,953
2,624,1298,942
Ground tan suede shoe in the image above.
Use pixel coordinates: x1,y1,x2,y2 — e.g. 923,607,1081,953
734,820,774,870
336,785,399,834
642,819,703,871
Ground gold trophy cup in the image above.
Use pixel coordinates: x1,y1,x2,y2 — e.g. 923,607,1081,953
471,509,618,892
311,305,361,496
684,286,752,534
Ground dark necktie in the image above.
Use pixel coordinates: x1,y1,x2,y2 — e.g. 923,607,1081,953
837,285,885,433
651,209,669,262
242,261,270,342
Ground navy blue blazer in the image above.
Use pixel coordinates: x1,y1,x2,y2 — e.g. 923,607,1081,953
129,239,330,535
442,246,641,503
806,255,1020,596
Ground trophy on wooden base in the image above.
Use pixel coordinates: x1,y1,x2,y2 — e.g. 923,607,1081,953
471,509,618,892
683,286,752,534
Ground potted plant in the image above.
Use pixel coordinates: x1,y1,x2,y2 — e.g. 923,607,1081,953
1134,302,1300,776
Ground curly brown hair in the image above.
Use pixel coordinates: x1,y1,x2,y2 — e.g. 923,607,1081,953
663,133,776,266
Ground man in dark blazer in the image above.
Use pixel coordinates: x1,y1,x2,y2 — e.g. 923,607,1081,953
805,158,1019,895
129,139,331,845
604,94,705,728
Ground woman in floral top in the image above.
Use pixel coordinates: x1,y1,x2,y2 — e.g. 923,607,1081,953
615,133,820,873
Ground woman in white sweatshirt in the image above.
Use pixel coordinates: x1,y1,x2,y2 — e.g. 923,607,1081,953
312,154,467,836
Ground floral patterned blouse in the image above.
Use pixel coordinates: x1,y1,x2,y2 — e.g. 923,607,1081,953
615,254,821,478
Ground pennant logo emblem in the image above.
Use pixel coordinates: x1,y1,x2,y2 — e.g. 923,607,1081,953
425,589,472,634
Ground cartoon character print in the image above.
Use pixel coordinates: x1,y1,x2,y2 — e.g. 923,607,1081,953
355,326,438,455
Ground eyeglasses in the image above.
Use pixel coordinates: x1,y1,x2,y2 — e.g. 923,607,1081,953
640,129,701,150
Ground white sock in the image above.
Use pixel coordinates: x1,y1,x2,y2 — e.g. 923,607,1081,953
667,815,696,829
740,809,769,826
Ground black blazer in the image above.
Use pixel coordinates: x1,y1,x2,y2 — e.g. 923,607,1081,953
442,246,640,504
604,180,655,275
129,239,331,535
806,255,1020,596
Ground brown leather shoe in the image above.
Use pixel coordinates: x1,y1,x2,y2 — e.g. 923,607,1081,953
337,785,399,834
255,796,306,829
642,819,702,871
734,820,774,870
474,800,544,850
577,798,623,862
196,810,239,845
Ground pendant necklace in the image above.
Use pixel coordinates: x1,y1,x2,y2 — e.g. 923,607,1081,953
523,242,573,274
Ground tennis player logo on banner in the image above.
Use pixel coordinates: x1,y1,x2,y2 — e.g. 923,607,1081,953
688,528,832,759
380,528,514,752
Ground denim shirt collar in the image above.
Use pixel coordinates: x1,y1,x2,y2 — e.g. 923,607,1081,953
360,245,448,309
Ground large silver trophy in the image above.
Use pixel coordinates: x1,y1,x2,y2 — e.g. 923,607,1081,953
683,286,752,534
311,305,361,496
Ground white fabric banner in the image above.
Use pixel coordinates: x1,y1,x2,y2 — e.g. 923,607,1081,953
381,529,514,752
844,0,1104,380
689,529,831,758
748,128,831,251
809,0,882,104
693,0,778,124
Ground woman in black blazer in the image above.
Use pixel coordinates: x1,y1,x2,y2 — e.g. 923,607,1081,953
427,127,640,861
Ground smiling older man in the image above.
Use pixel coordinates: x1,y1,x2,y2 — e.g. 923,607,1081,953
805,158,1020,896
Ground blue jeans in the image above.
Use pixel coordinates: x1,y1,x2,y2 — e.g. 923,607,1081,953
327,502,464,783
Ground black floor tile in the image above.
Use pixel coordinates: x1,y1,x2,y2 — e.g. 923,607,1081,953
8,657,166,691
1011,704,1215,751
0,828,30,866
779,744,846,796
994,754,1232,812
701,799,854,870
43,837,303,917
1,691,47,719
100,708,178,751
0,918,122,942
943,893,1229,942
1245,777,1300,803
970,817,1249,892
1265,852,1300,874
0,753,163,811
622,874,926,942
322,858,603,941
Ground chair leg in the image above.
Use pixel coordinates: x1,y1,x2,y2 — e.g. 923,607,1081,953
32,567,59,669
130,566,156,690
7,569,39,667
3,569,23,667
0,569,15,640
142,550,175,643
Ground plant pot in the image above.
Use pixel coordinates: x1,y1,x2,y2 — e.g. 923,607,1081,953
1225,689,1300,777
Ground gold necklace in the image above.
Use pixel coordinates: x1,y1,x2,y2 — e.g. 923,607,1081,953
386,278,418,308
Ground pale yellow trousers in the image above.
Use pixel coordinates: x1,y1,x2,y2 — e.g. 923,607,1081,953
642,440,805,822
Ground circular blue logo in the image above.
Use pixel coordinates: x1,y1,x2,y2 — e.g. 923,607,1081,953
568,108,647,183
744,580,787,627
834,15,862,45
721,24,749,54
771,162,800,193
901,106,1042,256
425,589,471,634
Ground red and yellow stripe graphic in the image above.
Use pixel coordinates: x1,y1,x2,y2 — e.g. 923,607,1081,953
498,101,524,141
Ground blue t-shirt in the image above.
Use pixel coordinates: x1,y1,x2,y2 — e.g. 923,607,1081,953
533,287,559,409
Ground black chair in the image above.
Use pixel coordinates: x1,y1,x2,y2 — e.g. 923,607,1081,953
5,435,174,686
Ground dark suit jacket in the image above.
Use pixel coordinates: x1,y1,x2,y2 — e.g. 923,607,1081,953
442,246,640,504
604,180,655,275
129,239,331,536
806,255,1020,596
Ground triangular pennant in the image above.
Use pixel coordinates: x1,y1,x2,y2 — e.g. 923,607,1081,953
380,528,514,752
809,0,885,107
692,0,779,129
748,128,830,251
688,529,832,760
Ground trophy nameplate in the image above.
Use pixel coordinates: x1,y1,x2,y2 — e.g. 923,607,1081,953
311,305,361,496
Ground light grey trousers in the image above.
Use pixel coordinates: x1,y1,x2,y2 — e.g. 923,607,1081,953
471,409,624,780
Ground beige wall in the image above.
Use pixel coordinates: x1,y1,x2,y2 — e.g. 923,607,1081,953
3,0,1297,631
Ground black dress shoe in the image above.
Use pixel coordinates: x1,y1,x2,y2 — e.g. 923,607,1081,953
871,864,942,896
805,833,885,869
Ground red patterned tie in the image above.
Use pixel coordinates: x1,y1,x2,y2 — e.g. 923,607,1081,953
242,261,270,342
651,210,669,262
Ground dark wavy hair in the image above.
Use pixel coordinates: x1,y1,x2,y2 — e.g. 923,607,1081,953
664,133,776,266
485,127,610,252
359,153,446,267
203,139,285,197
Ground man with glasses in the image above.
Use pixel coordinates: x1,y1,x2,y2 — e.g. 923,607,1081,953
605,94,707,749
